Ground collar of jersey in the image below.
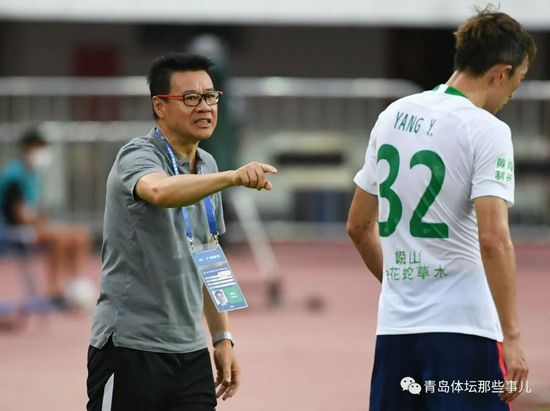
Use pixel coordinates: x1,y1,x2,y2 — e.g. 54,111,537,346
151,127,205,165
433,84,469,100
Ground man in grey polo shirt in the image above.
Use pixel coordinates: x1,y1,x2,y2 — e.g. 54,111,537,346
87,53,277,411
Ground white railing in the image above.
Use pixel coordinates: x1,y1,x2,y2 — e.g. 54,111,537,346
0,77,548,235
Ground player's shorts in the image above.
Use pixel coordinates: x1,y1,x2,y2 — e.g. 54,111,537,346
370,332,511,411
86,336,216,411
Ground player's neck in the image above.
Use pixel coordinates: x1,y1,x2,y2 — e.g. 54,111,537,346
157,124,199,166
446,71,488,110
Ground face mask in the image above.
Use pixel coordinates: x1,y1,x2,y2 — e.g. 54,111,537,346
28,147,53,171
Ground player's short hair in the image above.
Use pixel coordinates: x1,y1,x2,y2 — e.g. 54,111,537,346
146,53,214,119
453,6,537,76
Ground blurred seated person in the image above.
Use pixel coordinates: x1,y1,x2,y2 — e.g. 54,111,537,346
0,129,92,310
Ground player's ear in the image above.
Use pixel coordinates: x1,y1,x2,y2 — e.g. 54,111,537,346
489,64,513,85
152,96,166,119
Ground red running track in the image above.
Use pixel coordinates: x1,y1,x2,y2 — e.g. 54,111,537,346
0,241,548,410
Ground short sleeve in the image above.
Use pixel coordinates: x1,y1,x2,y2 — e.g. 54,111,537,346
203,151,226,235
214,191,226,235
470,121,515,206
353,123,379,195
116,142,165,197
209,152,225,234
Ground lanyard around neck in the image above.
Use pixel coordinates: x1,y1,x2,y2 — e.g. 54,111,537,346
154,128,218,247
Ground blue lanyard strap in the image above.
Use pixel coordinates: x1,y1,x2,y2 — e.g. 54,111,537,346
154,128,219,245
203,196,218,239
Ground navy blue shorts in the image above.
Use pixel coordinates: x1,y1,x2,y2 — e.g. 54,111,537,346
370,333,510,411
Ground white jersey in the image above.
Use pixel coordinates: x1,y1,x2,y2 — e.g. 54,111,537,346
354,84,515,342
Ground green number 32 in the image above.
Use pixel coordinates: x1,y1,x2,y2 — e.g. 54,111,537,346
377,144,449,238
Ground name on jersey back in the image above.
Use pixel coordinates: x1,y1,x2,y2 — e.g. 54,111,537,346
394,111,437,137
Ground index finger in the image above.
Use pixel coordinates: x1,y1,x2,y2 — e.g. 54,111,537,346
216,381,230,398
501,374,527,403
222,380,240,400
261,163,278,174
508,362,528,401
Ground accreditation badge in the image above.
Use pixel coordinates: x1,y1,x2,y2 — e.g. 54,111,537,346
192,243,248,313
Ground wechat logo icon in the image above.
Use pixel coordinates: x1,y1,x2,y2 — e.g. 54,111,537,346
401,377,422,395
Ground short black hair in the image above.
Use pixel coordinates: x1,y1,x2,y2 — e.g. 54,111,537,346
19,128,47,150
146,53,214,118
454,7,537,76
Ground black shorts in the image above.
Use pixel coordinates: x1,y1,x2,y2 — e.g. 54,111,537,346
87,337,217,411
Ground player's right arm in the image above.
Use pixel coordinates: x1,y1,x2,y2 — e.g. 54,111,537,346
475,196,528,403
135,161,277,207
347,187,383,282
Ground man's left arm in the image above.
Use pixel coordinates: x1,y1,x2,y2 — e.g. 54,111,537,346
203,286,240,401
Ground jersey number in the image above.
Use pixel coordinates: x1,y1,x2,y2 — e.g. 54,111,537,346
377,144,449,238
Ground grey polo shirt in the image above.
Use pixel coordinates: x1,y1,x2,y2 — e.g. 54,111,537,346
90,128,225,353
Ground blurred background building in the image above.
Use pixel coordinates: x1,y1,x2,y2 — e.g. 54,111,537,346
0,0,549,240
